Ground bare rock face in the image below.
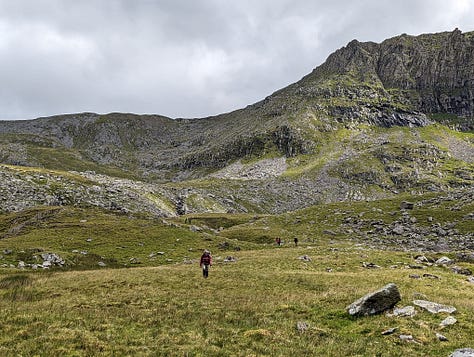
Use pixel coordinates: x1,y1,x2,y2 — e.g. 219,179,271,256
317,29,474,127
347,283,401,317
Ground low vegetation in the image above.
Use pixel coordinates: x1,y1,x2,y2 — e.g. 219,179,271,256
0,192,473,356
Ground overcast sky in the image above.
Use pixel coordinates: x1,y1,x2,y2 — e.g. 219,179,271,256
0,0,473,120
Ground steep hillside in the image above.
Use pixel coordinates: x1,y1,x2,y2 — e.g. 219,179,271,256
0,29,473,215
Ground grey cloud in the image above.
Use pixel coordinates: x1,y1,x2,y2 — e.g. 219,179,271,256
0,0,473,120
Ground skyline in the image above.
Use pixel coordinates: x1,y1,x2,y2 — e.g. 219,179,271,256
1,0,473,120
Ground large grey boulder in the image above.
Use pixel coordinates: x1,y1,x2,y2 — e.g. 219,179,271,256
347,283,401,317
449,348,474,357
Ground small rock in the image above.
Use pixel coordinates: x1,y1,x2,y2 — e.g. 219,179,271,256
298,255,312,262
3,249,12,255
409,274,421,279
399,334,417,343
436,256,453,265
400,201,414,210
17,261,26,269
387,305,416,318
392,225,405,235
413,300,456,314
436,332,448,341
86,238,93,242
451,266,472,275
415,255,430,264
223,256,237,262
456,252,474,263
98,261,107,267
42,261,52,268
362,262,381,269
449,348,474,357
296,321,309,333
440,316,457,327
422,273,440,279
467,276,474,284
381,327,397,335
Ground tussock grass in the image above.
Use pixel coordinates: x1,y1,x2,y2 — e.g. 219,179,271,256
0,194,473,355
0,247,473,356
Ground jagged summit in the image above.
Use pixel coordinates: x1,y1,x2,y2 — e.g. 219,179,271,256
258,29,473,132
297,29,474,119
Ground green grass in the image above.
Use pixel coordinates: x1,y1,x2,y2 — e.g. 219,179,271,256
0,192,473,355
0,247,473,356
0,207,259,269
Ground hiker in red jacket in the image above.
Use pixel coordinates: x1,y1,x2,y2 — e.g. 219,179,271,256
200,250,212,278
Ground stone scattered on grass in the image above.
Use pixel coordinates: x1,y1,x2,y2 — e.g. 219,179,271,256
436,332,448,341
422,273,440,279
296,321,309,333
381,327,397,335
440,316,457,327
347,283,401,317
387,305,416,318
362,262,381,269
399,334,419,344
436,256,454,265
298,255,312,262
451,265,472,275
449,348,474,357
413,300,456,314
400,201,414,210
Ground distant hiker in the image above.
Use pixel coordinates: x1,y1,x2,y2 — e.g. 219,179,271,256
200,250,212,278
276,237,281,246
294,237,298,246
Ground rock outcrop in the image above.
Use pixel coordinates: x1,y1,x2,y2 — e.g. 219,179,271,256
347,283,401,316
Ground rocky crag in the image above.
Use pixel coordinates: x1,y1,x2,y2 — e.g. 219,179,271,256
0,29,473,216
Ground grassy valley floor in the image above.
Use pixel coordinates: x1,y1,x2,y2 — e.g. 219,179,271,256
1,245,474,356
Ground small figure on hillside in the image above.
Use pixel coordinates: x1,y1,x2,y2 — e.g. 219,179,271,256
200,249,212,278
294,237,298,247
276,237,281,246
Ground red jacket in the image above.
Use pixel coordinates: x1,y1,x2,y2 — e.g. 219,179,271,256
200,253,212,266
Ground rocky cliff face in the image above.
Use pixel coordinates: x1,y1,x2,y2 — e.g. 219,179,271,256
298,28,474,129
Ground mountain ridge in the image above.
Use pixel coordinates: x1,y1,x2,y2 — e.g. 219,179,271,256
0,29,473,216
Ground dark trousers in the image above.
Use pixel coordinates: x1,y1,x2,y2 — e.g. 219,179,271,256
202,264,209,278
